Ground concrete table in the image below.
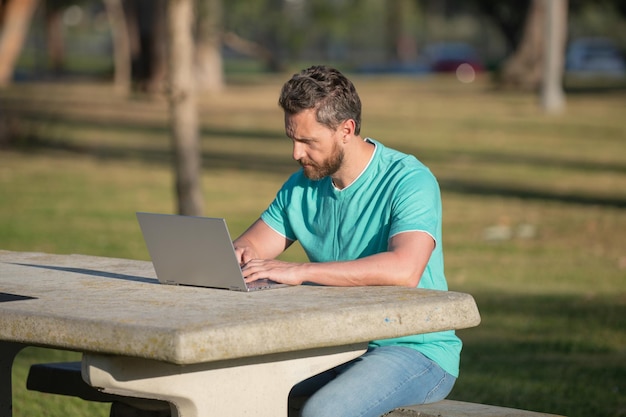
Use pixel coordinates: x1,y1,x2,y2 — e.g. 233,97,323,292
0,250,481,417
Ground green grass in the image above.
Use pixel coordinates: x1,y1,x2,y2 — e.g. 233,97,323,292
1,74,625,417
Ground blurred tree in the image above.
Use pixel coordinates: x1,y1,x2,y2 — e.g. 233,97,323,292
44,1,63,73
499,0,544,90
473,0,625,92
124,0,167,93
223,0,286,71
497,0,569,98
224,0,376,72
469,0,531,53
260,0,285,71
167,0,203,216
222,0,365,71
570,0,626,18
196,0,224,93
42,0,83,74
0,0,39,87
306,0,368,63
103,0,131,95
387,0,418,64
541,0,567,113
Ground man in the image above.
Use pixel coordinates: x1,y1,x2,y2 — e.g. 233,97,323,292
233,65,461,417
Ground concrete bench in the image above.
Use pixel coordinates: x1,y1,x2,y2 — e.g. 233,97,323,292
27,362,564,417
389,400,564,416
26,362,170,417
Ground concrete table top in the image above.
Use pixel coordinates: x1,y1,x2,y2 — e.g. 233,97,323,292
1,250,482,417
0,250,480,365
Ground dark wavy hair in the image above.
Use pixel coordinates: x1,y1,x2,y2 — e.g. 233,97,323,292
278,65,362,135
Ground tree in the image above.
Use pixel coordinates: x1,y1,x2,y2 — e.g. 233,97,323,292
495,0,568,112
42,0,79,74
103,0,131,95
124,0,167,93
469,0,531,54
196,0,224,93
222,0,294,72
166,0,203,216
541,0,567,113
0,0,39,87
499,0,545,90
386,0,418,64
44,2,64,73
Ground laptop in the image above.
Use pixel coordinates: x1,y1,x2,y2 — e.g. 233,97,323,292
136,212,287,292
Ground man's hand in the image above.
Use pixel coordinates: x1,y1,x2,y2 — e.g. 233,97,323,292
233,218,294,267
240,259,304,286
234,245,256,266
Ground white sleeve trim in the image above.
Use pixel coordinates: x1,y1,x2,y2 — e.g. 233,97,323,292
389,229,438,249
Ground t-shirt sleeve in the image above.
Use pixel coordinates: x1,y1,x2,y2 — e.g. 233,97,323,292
388,166,442,245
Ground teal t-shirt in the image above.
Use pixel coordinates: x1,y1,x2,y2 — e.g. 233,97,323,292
260,138,462,377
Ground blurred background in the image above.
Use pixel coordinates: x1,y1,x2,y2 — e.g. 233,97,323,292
1,0,625,91
1,1,625,417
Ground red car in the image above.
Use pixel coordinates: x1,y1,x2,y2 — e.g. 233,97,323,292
422,42,484,73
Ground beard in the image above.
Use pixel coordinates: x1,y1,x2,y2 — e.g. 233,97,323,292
299,143,344,181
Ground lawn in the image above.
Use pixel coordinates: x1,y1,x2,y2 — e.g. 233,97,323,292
1,73,625,417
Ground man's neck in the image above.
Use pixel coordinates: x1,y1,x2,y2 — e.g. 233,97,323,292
331,137,375,190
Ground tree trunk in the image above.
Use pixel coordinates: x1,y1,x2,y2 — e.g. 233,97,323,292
0,0,39,87
262,0,285,72
146,0,167,94
499,0,545,90
123,0,166,94
166,0,203,216
44,4,64,74
386,0,416,64
103,0,131,95
540,0,567,113
196,0,224,93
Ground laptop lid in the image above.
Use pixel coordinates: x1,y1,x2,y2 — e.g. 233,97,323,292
136,212,284,292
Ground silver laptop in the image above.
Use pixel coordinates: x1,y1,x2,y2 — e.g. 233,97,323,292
136,212,287,292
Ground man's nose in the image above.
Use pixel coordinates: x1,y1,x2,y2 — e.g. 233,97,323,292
292,142,305,161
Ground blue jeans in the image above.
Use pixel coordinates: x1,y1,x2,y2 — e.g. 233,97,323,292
289,346,456,417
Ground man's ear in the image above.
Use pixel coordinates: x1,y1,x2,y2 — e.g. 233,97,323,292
340,119,356,142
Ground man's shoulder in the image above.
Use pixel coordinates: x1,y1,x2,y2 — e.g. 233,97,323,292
370,138,418,161
370,139,432,176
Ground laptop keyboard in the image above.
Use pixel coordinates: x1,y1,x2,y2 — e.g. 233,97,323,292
246,278,284,291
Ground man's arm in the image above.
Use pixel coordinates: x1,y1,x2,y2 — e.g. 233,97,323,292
233,218,293,265
240,229,435,288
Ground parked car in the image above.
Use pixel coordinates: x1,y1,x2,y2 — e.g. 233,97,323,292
566,37,626,78
421,42,484,73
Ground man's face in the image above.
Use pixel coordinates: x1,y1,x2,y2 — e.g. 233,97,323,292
285,109,344,181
